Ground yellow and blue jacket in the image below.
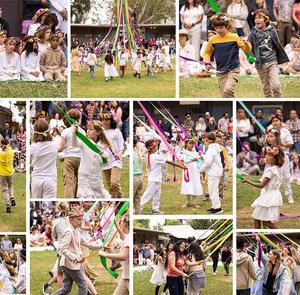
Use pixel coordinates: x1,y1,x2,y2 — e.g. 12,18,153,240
204,33,252,73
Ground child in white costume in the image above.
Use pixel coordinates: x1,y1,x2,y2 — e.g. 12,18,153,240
104,50,119,82
72,121,111,198
181,139,203,208
0,261,14,294
199,132,223,214
30,119,57,198
0,38,20,81
243,146,284,229
146,47,155,77
140,139,185,214
20,38,44,81
132,51,142,78
118,47,128,78
150,250,167,292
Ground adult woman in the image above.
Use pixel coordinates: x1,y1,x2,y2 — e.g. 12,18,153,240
166,240,188,295
49,112,65,132
261,250,284,295
195,116,206,138
186,241,206,295
227,0,249,37
237,109,251,154
110,101,123,128
13,238,23,252
205,117,217,132
180,0,204,61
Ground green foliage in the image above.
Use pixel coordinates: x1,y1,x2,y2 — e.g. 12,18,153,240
133,219,150,229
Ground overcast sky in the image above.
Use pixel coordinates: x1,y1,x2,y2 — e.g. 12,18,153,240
0,101,24,123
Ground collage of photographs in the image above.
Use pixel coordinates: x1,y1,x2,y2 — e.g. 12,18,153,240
0,0,300,294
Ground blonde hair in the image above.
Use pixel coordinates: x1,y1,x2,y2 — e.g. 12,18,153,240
92,121,111,146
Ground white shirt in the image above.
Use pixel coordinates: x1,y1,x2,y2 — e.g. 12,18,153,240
148,153,167,182
180,5,204,32
49,118,65,130
237,119,251,137
15,262,26,293
30,141,58,178
199,143,223,177
20,51,41,74
0,51,20,74
103,129,124,170
28,22,41,36
146,52,154,65
61,127,85,158
280,127,293,154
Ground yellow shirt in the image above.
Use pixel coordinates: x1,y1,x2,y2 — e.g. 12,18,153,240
0,147,14,176
219,144,230,171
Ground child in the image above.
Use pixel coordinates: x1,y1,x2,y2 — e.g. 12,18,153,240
140,139,185,214
199,132,223,214
0,38,20,81
146,47,154,77
133,137,144,214
0,259,15,294
30,119,57,198
104,50,119,82
150,249,167,295
155,45,162,71
132,50,142,79
118,47,128,78
40,34,66,81
162,41,172,71
99,214,130,295
181,139,203,208
13,249,26,294
37,26,51,55
20,37,44,81
86,48,97,79
71,46,82,76
72,121,111,198
0,139,16,213
286,39,300,74
243,146,284,229
203,13,252,98
100,113,124,198
0,30,7,53
157,48,167,73
290,154,300,185
28,8,49,36
248,9,289,98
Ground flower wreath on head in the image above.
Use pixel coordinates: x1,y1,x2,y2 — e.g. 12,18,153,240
99,113,113,120
210,13,231,22
265,146,279,156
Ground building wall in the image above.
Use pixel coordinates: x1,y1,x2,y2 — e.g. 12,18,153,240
0,106,12,128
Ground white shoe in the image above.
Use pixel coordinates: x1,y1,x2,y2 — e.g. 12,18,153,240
288,197,295,204
212,272,216,275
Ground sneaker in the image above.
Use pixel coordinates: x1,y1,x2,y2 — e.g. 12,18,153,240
43,283,50,295
110,263,122,271
203,193,209,201
219,194,224,201
211,208,224,214
105,78,108,82
212,272,216,275
11,198,16,207
206,208,214,212
6,206,11,213
151,210,165,215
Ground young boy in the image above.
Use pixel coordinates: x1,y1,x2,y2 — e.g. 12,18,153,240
199,132,223,214
248,9,289,98
140,139,184,215
203,13,252,98
40,34,66,81
133,137,143,214
146,47,154,77
0,139,16,213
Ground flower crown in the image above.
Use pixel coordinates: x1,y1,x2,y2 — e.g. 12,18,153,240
99,113,113,120
265,146,279,156
34,127,50,137
210,14,231,22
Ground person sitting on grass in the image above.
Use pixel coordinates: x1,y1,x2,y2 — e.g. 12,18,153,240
40,34,66,81
0,30,7,53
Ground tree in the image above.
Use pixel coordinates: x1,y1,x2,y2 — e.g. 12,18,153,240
165,219,182,226
71,0,92,23
133,219,150,229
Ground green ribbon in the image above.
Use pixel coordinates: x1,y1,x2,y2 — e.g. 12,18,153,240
236,172,261,184
208,0,221,13
100,256,119,278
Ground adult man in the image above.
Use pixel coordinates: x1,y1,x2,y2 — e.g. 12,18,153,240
52,210,101,295
218,113,230,133
286,110,300,154
237,237,256,295
183,112,195,132
1,234,12,251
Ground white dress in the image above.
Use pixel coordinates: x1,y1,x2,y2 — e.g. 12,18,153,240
104,62,119,78
0,263,13,294
0,51,20,81
181,149,203,196
251,166,283,222
20,51,44,81
150,260,167,286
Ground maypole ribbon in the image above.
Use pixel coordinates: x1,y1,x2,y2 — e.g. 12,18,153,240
201,219,229,245
236,172,261,184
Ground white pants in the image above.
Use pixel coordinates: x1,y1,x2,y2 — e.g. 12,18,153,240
190,28,202,61
31,177,57,198
208,176,221,209
282,155,292,199
140,181,161,212
77,173,111,198
0,73,20,81
21,72,44,81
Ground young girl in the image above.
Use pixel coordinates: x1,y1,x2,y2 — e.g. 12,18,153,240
0,259,15,294
30,119,57,198
101,113,124,198
37,26,51,55
28,8,49,36
87,48,97,79
104,50,119,82
99,214,130,295
150,249,167,295
72,121,111,198
146,47,155,77
243,146,284,229
0,38,20,81
157,48,167,73
132,51,142,78
162,41,172,71
181,139,203,208
0,30,7,53
291,154,300,185
20,37,44,81
118,47,128,78
71,46,82,76
186,241,206,295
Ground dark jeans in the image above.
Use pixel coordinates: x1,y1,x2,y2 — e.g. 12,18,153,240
121,118,129,140
294,141,300,155
89,65,95,79
237,289,250,295
224,262,230,274
212,257,218,272
262,286,277,295
167,276,184,295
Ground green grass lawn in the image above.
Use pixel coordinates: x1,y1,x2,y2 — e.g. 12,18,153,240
71,62,175,98
237,177,300,229
140,166,232,215
0,81,67,98
30,157,129,198
133,265,232,295
180,75,300,98
30,250,120,294
0,172,26,232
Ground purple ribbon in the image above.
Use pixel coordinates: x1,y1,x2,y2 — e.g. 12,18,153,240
236,134,262,159
179,55,212,65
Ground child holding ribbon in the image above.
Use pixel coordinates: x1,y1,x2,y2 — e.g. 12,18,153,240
72,121,111,198
242,146,285,229
140,139,185,215
30,118,58,198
